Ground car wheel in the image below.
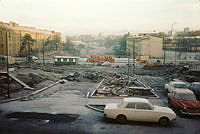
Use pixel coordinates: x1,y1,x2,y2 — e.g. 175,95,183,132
116,115,127,124
159,117,169,126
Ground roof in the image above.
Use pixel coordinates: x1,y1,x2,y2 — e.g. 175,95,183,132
54,56,80,59
89,55,114,57
0,22,55,35
174,89,194,94
123,97,149,103
191,82,200,85
171,81,186,84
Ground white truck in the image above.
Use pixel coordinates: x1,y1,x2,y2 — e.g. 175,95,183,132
165,81,188,93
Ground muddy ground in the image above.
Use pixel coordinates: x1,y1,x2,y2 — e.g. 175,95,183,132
0,62,200,134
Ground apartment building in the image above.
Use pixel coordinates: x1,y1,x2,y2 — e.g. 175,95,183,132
126,33,163,58
0,21,65,56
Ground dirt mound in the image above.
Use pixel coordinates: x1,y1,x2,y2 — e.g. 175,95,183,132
16,73,45,87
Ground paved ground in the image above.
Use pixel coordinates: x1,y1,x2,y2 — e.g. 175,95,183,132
0,80,200,134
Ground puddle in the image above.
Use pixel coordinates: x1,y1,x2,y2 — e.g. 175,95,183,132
6,112,79,124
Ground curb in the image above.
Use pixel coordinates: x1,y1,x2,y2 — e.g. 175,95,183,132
85,104,104,113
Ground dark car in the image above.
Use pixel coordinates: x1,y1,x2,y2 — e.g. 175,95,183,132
188,82,200,100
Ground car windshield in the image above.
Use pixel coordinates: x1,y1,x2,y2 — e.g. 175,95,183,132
175,93,196,100
193,84,200,89
174,84,187,88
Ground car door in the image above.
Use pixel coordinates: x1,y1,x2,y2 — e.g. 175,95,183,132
122,103,136,121
169,92,178,108
134,103,155,122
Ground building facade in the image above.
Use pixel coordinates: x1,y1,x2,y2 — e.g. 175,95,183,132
0,21,65,56
126,33,163,58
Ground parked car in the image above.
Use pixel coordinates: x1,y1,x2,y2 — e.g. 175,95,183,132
104,97,176,126
168,89,200,115
27,55,39,62
165,81,188,93
188,82,200,100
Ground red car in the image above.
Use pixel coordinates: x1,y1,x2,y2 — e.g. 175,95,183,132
168,89,200,115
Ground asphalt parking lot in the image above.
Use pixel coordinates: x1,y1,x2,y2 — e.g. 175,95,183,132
0,81,200,134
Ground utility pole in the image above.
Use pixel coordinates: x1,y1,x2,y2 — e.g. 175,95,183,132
5,31,10,98
133,39,135,70
127,48,130,94
163,36,166,64
43,40,45,69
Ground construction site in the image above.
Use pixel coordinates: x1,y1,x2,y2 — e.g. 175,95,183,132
1,27,200,133
0,52,200,133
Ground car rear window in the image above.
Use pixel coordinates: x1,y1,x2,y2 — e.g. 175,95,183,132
174,84,187,88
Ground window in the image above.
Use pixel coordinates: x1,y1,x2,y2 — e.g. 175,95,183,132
193,84,200,89
125,103,135,109
175,93,196,100
174,84,187,88
136,103,151,110
69,58,73,62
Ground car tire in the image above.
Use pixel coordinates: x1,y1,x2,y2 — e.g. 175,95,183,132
159,117,169,126
116,115,127,124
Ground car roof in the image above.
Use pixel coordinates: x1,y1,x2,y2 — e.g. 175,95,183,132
171,81,186,84
191,82,200,85
123,97,149,103
174,89,194,94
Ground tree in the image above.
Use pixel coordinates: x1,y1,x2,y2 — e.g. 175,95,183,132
63,39,80,56
20,34,35,56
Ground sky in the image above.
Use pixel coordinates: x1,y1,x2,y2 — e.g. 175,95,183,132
0,0,200,35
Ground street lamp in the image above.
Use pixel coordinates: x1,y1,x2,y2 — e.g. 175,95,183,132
171,22,176,65
43,40,45,68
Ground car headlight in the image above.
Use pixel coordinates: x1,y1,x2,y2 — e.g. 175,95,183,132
183,106,187,110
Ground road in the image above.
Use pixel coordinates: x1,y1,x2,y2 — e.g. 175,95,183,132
0,80,200,134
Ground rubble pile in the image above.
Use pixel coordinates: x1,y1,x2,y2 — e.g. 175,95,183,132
62,72,103,82
91,73,158,98
61,70,116,82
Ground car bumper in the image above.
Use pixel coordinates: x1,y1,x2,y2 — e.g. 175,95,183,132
180,110,200,116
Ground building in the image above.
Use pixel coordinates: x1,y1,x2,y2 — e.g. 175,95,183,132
0,21,65,56
126,33,163,59
184,27,190,33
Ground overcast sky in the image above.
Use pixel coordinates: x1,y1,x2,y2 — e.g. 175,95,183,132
0,0,200,35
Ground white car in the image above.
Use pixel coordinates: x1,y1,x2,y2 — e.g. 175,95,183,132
165,81,188,93
104,97,176,126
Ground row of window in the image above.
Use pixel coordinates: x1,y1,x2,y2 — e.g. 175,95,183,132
125,103,152,110
55,58,76,62
90,56,113,59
